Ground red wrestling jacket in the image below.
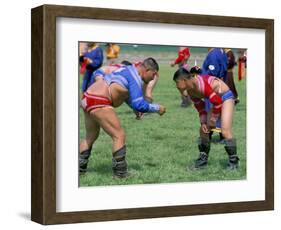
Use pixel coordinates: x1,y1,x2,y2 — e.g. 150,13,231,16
190,75,222,124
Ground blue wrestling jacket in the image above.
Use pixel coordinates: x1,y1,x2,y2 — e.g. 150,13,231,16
103,65,160,113
202,48,228,81
82,47,104,92
83,47,103,69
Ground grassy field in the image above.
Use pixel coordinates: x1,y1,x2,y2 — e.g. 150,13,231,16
79,59,246,187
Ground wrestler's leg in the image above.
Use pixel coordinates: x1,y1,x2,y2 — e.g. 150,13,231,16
91,107,128,177
194,127,211,169
80,111,100,152
79,111,100,172
221,99,234,139
91,107,125,152
221,99,239,169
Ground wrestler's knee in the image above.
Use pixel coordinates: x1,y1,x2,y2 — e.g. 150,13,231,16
222,129,232,139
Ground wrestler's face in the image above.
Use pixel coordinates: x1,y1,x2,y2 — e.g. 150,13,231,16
143,69,157,84
175,78,187,94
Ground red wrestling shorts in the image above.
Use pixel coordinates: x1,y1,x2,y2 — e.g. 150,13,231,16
81,92,112,113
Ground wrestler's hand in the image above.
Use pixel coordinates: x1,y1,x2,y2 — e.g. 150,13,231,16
207,118,216,130
134,110,144,120
201,124,209,134
158,105,166,116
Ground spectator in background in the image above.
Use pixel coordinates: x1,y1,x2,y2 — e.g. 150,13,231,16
170,47,190,69
224,48,239,104
106,43,121,64
170,47,192,107
80,42,104,92
79,42,88,74
202,48,228,81
237,49,247,81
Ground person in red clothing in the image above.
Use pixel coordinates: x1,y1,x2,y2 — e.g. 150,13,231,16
79,42,89,74
171,47,192,107
170,47,190,69
237,49,247,81
173,68,239,170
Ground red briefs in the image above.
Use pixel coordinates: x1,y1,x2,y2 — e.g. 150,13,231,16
81,92,112,113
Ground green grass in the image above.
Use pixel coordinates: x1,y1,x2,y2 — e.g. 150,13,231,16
79,64,246,186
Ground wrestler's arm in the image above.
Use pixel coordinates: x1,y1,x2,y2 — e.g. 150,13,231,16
126,76,160,113
203,81,223,126
82,72,90,92
84,48,103,70
144,73,159,102
190,97,207,124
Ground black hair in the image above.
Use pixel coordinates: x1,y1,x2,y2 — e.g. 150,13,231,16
190,66,202,74
79,55,85,64
173,67,193,81
121,60,132,66
143,57,159,72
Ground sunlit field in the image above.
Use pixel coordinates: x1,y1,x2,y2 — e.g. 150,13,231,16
79,46,246,187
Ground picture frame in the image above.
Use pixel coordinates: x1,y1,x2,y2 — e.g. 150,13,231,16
31,4,274,225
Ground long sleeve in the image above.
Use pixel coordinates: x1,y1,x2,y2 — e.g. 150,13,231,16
84,47,104,70
105,66,160,113
82,71,91,92
126,67,160,113
174,53,185,64
174,48,190,65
